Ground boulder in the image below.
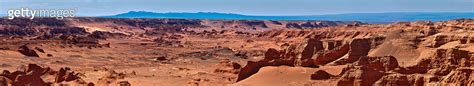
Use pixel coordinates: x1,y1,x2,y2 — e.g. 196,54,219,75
11,64,49,86
118,81,131,86
310,70,334,80
17,44,40,57
55,67,80,83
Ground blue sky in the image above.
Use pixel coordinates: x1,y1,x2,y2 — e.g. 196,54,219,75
1,0,473,16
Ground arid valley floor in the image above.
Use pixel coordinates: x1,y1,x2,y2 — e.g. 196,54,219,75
0,18,473,86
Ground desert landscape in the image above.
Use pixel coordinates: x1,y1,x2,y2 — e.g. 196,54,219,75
0,18,473,86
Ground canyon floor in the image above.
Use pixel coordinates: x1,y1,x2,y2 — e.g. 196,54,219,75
0,18,473,86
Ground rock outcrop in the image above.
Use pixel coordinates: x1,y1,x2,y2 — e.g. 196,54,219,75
310,70,334,80
440,68,474,86
337,65,384,86
336,56,400,86
0,64,89,86
17,44,40,57
374,74,420,86
354,56,399,71
214,59,242,74
237,37,384,81
405,48,470,74
97,70,127,85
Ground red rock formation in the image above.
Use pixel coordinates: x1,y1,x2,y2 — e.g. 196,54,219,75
0,64,89,86
324,38,384,65
237,38,325,81
237,37,386,82
337,66,384,86
97,70,127,85
440,68,474,86
89,31,128,39
406,48,470,74
237,48,296,81
214,59,242,74
0,76,11,86
313,44,350,65
346,39,372,62
17,44,40,57
310,70,334,80
55,67,81,83
354,56,399,72
335,56,400,85
374,74,416,86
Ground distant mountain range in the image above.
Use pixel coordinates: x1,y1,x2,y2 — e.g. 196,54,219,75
1,11,473,24
102,11,474,24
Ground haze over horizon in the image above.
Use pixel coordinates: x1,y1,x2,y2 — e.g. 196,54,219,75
1,0,473,16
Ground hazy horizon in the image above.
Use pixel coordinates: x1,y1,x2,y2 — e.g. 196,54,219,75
1,11,474,17
1,0,473,16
